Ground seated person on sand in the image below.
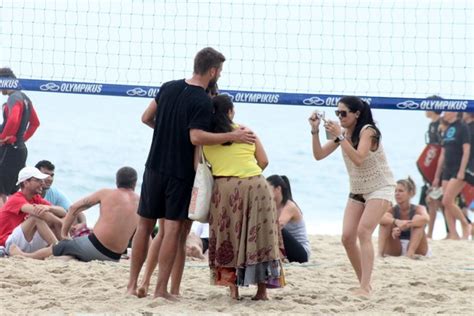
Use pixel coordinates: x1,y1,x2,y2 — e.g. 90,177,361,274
0,166,66,255
378,177,431,258
267,175,311,263
35,160,87,226
9,167,140,262
186,222,209,260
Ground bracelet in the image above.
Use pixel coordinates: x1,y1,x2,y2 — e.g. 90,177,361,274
311,129,319,135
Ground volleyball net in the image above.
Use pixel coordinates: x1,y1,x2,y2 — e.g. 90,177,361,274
1,0,473,111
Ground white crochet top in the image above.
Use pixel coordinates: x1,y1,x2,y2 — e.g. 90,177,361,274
342,125,395,194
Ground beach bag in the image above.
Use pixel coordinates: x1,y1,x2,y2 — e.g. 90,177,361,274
416,144,441,184
188,150,213,223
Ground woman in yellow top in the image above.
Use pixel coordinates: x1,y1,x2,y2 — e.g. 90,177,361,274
204,94,284,300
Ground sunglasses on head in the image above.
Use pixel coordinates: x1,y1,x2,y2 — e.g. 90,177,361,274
335,110,350,118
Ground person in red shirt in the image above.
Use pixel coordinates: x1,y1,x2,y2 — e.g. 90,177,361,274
0,166,66,255
0,68,40,207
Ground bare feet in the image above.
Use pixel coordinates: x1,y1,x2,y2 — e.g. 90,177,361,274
444,234,461,240
251,294,269,301
8,244,22,256
252,283,268,301
461,223,472,240
125,287,138,296
137,285,149,298
154,291,179,301
352,288,371,298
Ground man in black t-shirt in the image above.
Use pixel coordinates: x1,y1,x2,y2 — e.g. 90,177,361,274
126,47,256,300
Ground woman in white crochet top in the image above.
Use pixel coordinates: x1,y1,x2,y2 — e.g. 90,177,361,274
308,96,395,297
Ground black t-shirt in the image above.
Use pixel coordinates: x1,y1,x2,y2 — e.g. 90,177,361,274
442,120,470,171
145,79,212,179
426,120,441,145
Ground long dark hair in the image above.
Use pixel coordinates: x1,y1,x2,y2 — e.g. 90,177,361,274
267,175,293,206
210,94,234,145
338,96,381,149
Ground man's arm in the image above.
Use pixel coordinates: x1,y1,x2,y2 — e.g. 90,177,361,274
142,99,157,129
47,205,67,218
23,103,40,141
61,190,104,237
189,127,256,146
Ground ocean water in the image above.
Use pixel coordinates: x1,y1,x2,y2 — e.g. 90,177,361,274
16,90,455,239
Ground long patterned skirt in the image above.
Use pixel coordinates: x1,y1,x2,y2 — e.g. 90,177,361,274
208,175,285,288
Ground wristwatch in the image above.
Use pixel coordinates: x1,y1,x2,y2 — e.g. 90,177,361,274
335,134,345,143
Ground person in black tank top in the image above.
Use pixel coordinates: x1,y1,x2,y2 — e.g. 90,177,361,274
378,177,430,258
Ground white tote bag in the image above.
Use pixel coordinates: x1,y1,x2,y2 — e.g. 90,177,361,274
188,150,214,223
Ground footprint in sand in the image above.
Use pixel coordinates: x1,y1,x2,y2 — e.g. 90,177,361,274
417,292,449,302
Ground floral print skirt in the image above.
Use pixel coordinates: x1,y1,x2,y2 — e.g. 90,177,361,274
208,175,285,288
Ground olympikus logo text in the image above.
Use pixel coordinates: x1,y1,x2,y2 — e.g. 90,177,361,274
0,79,19,89
234,93,279,103
40,82,102,93
304,96,372,106
420,100,468,111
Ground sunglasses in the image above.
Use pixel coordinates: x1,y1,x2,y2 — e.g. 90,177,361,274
335,110,350,118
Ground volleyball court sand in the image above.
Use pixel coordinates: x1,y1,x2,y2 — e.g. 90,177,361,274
1,235,472,315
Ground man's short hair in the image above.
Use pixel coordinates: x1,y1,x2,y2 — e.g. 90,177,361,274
0,67,16,79
427,95,443,115
193,47,226,75
116,167,137,189
35,160,55,171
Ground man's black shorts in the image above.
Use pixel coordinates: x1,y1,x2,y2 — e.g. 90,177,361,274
442,167,474,185
0,144,27,195
138,168,194,220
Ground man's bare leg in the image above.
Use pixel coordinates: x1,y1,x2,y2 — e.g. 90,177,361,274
126,217,156,296
21,217,58,246
137,219,165,298
426,197,438,239
9,244,53,259
153,219,183,300
170,220,193,296
41,212,64,240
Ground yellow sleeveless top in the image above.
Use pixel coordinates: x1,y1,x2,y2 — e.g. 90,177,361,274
203,126,262,178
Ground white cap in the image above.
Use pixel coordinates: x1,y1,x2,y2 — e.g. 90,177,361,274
16,166,49,185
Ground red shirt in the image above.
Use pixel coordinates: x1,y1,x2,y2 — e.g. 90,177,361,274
0,192,50,246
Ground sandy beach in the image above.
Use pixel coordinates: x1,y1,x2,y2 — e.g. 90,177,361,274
1,235,473,315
